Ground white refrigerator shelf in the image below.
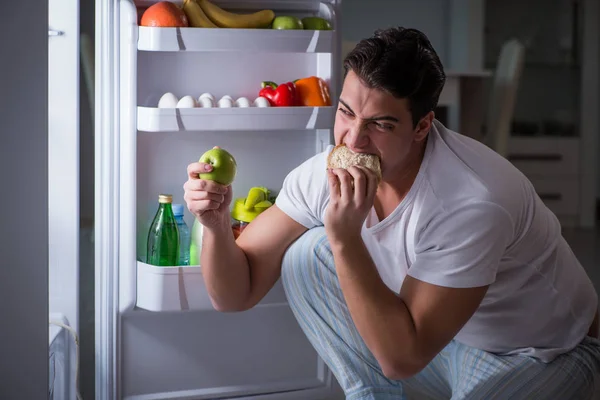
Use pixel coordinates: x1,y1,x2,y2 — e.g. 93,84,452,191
137,26,335,53
137,105,335,132
136,261,214,312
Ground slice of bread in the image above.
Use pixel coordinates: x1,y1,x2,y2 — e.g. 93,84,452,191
327,144,382,182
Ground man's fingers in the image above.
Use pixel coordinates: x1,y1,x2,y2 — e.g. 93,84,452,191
187,162,213,179
332,169,353,200
327,169,340,201
190,199,220,215
353,167,377,196
184,190,225,203
184,178,228,195
347,166,368,201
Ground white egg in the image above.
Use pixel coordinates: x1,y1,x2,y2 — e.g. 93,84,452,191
253,96,271,108
198,92,215,103
176,95,198,108
221,95,234,102
218,97,234,108
198,97,214,108
235,97,251,108
158,92,178,108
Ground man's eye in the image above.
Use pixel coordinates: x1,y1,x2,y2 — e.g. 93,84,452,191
338,108,352,116
374,122,393,131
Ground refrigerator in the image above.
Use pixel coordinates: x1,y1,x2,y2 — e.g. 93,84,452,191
94,0,345,398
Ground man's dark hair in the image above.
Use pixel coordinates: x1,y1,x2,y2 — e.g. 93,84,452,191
343,27,446,128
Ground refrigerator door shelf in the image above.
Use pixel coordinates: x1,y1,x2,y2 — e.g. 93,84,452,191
138,26,335,53
137,261,208,311
136,261,289,312
137,105,335,132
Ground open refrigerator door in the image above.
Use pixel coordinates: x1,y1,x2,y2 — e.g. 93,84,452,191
96,0,344,398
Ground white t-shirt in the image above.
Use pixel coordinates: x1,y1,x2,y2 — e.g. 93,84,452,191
276,120,598,362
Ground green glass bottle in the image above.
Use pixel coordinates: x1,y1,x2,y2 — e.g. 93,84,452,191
146,194,180,266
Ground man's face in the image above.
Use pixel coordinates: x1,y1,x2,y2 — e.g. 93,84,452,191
333,70,431,181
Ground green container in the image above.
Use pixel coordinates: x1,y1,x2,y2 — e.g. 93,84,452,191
231,187,273,238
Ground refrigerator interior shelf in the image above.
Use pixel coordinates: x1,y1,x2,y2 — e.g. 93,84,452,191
137,105,335,132
137,26,335,53
136,261,214,312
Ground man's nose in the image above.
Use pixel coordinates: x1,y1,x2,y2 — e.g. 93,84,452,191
345,122,369,149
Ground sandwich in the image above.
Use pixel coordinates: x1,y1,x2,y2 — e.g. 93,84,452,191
326,144,382,183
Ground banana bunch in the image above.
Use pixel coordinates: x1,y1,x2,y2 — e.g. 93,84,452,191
182,0,275,29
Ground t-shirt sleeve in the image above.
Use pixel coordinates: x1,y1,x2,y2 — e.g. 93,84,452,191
275,147,331,228
407,202,514,288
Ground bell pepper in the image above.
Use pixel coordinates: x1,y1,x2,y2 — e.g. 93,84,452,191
294,76,331,107
258,81,297,107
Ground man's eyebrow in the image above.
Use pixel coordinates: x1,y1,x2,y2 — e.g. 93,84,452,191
339,99,399,123
339,99,355,114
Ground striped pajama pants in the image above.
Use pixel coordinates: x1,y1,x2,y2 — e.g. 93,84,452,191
281,227,600,400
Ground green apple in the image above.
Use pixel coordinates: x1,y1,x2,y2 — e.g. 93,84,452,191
198,147,237,186
271,16,304,30
301,17,332,30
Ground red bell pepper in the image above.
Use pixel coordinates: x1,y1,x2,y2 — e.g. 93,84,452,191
259,81,297,107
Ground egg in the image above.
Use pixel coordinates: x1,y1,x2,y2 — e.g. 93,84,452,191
198,92,215,103
198,97,214,108
158,92,178,108
235,97,251,108
218,97,234,108
253,96,271,108
221,95,234,102
176,95,198,108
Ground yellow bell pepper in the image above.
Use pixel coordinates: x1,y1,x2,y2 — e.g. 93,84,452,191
294,76,332,107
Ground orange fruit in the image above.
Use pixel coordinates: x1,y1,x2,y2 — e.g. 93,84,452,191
140,2,189,27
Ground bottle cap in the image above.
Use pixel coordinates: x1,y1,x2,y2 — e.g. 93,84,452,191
158,194,173,204
172,203,184,216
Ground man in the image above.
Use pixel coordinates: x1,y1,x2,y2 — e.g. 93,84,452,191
183,27,600,399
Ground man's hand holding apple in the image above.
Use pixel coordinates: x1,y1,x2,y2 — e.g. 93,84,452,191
183,147,237,231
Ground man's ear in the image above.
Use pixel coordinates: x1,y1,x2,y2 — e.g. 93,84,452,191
414,111,434,142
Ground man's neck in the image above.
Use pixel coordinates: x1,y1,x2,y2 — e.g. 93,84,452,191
373,139,427,221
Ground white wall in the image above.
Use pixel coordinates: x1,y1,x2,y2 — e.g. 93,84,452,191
0,0,49,398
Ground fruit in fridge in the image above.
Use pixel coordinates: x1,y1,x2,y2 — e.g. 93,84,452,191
196,0,275,29
271,16,304,30
301,17,332,30
198,147,237,185
140,1,189,27
258,81,297,107
182,0,218,28
294,76,332,106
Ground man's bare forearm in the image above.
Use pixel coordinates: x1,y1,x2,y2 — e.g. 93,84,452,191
200,222,251,311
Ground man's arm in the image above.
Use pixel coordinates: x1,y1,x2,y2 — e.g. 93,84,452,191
201,205,307,312
331,237,487,380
